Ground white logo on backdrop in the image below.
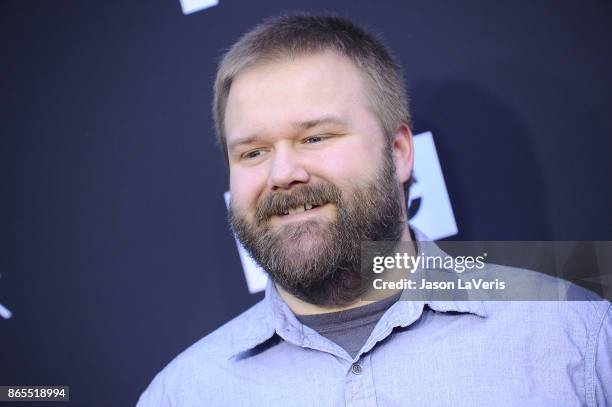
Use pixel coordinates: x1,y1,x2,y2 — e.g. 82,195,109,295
0,303,12,320
179,0,218,15
224,131,458,294
409,132,458,239
0,273,12,319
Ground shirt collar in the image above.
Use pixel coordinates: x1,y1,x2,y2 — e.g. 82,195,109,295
411,225,488,318
229,280,304,358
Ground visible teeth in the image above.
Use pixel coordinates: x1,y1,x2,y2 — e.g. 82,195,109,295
288,206,306,215
281,203,318,216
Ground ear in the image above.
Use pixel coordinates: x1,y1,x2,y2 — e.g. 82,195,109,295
391,124,414,184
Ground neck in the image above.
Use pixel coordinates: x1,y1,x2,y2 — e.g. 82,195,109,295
276,225,413,315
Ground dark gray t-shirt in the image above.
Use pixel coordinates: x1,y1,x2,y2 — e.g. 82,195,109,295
296,292,402,359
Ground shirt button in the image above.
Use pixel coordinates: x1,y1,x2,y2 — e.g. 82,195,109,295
351,363,362,375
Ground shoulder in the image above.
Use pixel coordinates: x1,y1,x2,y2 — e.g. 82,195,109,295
478,267,612,406
468,264,611,364
136,299,270,406
481,264,610,325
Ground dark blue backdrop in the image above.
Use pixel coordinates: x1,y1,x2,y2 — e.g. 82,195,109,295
3,1,611,405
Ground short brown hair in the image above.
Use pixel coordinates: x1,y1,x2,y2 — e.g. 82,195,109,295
213,13,411,159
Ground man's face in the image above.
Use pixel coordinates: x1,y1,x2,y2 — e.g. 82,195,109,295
225,51,407,305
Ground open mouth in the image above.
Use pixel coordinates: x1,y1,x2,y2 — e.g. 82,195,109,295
280,203,322,216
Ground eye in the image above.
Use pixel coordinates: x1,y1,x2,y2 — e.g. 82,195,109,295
242,149,263,160
303,135,325,144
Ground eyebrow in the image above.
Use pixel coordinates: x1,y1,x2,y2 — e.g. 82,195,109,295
228,135,261,153
291,115,348,131
227,115,348,153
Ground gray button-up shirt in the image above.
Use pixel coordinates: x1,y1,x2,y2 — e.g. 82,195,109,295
138,276,612,406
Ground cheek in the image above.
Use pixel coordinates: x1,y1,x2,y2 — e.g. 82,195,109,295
314,142,381,184
229,167,266,213
320,156,359,180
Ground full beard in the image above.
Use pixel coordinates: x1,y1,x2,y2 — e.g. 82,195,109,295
229,152,405,307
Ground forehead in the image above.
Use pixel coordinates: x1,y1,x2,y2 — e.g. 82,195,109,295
224,51,373,138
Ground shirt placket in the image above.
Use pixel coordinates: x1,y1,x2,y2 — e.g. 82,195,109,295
344,353,376,407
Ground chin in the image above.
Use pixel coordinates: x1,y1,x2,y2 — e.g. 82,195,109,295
276,219,330,242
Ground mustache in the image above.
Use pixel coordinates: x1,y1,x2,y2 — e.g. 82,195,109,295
254,183,342,224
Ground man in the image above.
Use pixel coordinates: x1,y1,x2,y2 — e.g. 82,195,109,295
138,14,611,406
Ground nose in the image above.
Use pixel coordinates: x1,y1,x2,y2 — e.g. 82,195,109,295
267,144,310,191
